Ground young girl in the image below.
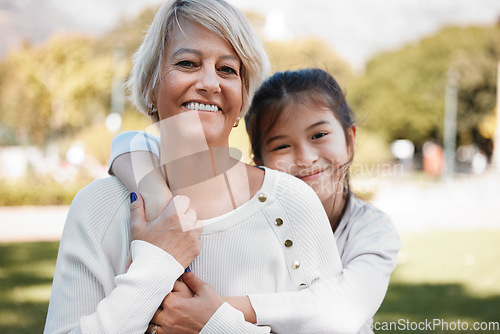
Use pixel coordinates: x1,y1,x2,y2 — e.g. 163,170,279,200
109,68,400,333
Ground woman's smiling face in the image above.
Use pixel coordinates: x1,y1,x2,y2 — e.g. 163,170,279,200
154,18,243,147
261,104,354,202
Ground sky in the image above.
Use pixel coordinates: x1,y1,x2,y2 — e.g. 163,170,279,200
4,0,500,69
232,0,500,68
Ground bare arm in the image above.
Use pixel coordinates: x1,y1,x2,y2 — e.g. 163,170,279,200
112,152,171,222
224,296,257,323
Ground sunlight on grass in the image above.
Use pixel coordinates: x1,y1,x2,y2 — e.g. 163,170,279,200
0,241,58,333
375,230,500,334
7,285,53,303
394,231,500,296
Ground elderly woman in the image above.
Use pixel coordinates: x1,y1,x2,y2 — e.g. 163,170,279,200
43,0,341,333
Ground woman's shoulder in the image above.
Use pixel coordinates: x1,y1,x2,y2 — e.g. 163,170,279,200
67,176,130,232
73,176,129,205
262,167,319,200
261,167,330,226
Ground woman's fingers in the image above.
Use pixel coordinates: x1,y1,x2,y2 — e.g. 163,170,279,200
181,208,198,232
181,272,207,295
173,280,195,298
131,194,201,268
150,310,162,331
155,195,199,232
167,195,190,217
129,192,147,240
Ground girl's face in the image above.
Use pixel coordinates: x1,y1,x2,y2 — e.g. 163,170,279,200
155,18,242,147
261,104,355,202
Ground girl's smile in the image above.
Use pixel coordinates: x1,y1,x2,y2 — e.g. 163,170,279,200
261,104,354,203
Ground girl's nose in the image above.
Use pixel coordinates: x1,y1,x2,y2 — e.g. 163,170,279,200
295,146,318,167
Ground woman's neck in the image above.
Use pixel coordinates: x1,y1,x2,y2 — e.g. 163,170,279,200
156,114,264,219
164,147,262,220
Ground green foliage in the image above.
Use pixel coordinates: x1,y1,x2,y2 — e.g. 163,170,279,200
74,110,152,165
0,35,115,145
100,7,158,58
0,173,93,206
0,6,497,174
264,38,353,85
350,26,500,151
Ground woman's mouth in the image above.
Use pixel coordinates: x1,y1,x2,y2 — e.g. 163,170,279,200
183,102,220,113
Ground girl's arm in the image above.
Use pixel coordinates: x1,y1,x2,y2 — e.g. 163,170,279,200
109,131,169,221
247,209,401,333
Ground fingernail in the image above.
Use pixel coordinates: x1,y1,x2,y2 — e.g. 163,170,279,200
130,192,137,203
185,266,191,273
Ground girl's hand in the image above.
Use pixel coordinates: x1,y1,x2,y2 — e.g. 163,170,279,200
130,193,202,268
150,272,223,333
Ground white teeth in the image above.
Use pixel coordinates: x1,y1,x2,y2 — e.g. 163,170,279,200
185,102,219,112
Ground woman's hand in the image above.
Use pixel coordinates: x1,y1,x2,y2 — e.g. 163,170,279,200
149,272,224,333
130,193,202,268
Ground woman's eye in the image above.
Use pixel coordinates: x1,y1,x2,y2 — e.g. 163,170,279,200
272,144,290,151
312,132,328,140
176,60,196,68
220,66,237,75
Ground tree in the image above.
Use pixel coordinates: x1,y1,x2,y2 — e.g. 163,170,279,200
349,25,500,155
264,38,353,85
0,35,115,145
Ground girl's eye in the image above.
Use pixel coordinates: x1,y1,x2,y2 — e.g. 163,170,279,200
272,144,290,151
220,66,237,75
312,132,328,140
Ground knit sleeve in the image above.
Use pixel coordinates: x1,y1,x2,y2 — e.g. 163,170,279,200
43,178,184,334
108,131,160,174
201,303,272,334
248,202,401,334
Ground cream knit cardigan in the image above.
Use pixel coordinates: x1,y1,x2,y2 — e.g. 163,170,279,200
44,167,343,333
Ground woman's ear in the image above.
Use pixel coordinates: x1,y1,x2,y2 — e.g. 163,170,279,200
149,93,160,123
150,91,157,108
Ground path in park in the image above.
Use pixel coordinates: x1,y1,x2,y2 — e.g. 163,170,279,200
372,170,500,232
1,171,499,243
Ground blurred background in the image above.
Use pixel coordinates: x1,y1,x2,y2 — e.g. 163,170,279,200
0,0,499,332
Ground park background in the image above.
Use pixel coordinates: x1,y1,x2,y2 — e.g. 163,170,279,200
0,0,499,332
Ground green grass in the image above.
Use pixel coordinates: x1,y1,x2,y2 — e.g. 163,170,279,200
1,231,499,333
0,241,59,333
374,231,500,333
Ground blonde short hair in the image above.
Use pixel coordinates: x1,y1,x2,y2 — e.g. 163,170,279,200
127,0,270,120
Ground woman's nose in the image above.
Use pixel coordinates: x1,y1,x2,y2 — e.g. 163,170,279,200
196,67,221,94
